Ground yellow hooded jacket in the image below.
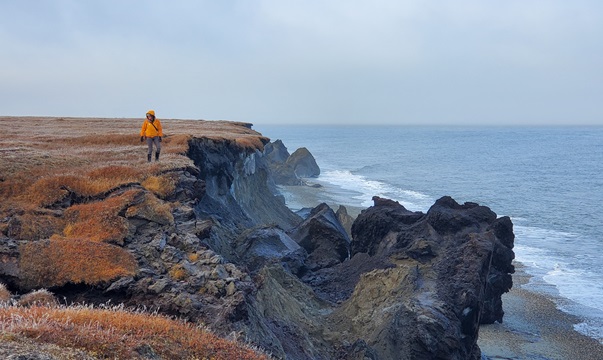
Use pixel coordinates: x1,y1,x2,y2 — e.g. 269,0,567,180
140,110,163,138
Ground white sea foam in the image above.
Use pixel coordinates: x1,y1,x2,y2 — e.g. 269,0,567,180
317,170,433,211
574,321,603,344
514,225,603,343
544,266,603,320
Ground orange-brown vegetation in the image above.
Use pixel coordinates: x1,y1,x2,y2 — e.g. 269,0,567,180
16,289,59,307
62,190,141,244
7,213,64,241
162,133,193,154
0,304,270,360
0,283,11,303
168,264,189,281
24,175,121,208
141,173,178,199
19,237,137,289
86,165,145,181
188,252,201,262
125,192,175,225
235,135,269,151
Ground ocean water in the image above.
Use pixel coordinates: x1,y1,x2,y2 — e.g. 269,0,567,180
257,125,603,343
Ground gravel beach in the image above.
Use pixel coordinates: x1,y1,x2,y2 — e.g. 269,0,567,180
478,265,603,360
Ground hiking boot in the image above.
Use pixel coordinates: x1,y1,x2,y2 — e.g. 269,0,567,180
147,154,152,162
155,152,160,161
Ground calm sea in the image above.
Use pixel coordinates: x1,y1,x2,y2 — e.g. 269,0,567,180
257,125,603,343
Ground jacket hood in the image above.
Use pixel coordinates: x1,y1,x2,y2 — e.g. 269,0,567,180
146,110,155,117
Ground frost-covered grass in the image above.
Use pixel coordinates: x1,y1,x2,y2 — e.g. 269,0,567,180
0,302,270,359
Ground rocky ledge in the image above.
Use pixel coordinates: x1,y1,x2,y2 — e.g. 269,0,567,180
0,120,514,360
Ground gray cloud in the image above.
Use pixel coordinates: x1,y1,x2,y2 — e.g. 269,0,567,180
1,0,601,125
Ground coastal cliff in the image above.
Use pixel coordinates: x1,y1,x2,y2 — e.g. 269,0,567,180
0,117,514,359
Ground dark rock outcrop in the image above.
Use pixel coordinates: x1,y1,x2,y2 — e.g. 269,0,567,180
286,147,320,178
264,139,290,164
264,140,299,185
186,138,301,258
351,196,424,256
0,236,19,286
333,195,515,359
232,193,512,360
234,226,306,273
335,205,354,238
264,140,320,185
287,203,351,272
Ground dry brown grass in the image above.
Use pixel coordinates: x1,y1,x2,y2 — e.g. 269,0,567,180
0,283,11,303
19,237,138,288
86,165,146,183
235,136,268,151
17,289,58,307
168,264,189,281
7,213,64,241
141,173,178,199
125,192,175,225
62,190,140,244
0,304,270,360
188,252,201,262
162,133,193,154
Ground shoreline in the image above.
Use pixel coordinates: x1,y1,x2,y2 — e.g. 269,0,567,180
278,183,367,218
478,263,603,359
280,183,603,359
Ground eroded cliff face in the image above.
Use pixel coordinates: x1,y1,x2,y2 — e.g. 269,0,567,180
186,138,301,259
0,133,514,360
177,139,514,359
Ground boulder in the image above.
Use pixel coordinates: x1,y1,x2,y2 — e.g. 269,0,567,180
264,139,290,164
264,141,321,185
286,147,320,178
351,196,424,256
287,203,350,271
263,140,299,185
234,227,306,273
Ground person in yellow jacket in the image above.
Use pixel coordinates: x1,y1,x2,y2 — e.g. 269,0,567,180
140,110,163,162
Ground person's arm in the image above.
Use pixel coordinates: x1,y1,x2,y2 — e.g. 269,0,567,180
157,120,163,137
140,121,147,141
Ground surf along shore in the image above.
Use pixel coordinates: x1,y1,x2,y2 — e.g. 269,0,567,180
279,184,603,360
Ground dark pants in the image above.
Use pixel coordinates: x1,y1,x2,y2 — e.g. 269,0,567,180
146,137,161,155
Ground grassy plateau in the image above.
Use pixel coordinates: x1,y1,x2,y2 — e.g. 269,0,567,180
0,116,269,359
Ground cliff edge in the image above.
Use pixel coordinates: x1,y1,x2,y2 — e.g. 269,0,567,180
0,117,514,360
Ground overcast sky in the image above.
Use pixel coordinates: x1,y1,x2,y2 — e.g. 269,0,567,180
1,1,602,125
